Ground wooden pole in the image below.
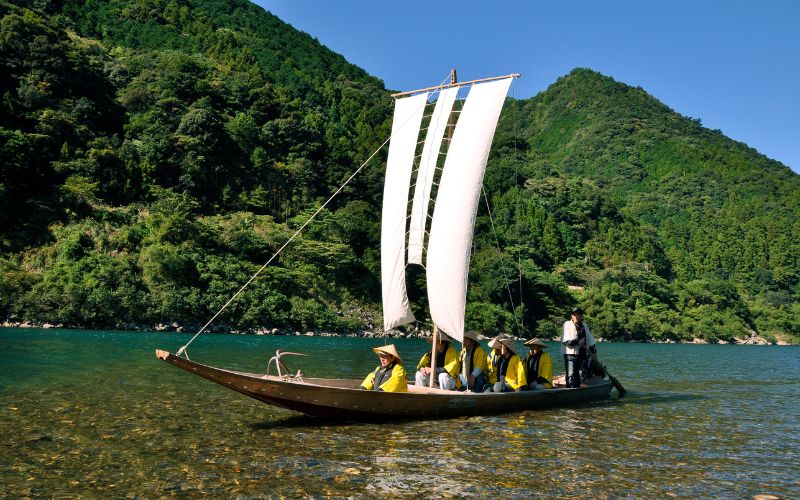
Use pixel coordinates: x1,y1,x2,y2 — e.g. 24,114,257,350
429,325,439,387
391,73,521,98
427,71,457,389
446,69,457,147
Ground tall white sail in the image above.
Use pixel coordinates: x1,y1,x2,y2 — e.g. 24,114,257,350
425,78,512,342
381,92,428,330
407,86,459,265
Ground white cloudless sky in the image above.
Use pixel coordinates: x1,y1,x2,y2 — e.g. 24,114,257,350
257,0,799,173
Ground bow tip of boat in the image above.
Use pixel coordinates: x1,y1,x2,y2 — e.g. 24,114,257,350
155,349,171,360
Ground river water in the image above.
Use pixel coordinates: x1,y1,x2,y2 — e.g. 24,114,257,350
0,328,797,498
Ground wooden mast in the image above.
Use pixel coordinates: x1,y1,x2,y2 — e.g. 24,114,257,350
428,69,458,389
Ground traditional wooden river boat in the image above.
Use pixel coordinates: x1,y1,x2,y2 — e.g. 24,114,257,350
156,349,613,419
157,72,623,420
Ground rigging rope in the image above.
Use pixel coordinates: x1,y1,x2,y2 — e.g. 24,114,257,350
481,185,522,337
176,75,453,358
512,78,524,331
176,135,392,357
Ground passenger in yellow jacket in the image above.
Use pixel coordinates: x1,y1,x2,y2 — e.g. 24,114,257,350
415,331,461,390
360,344,408,392
459,331,489,392
523,338,553,389
485,337,527,392
486,336,504,385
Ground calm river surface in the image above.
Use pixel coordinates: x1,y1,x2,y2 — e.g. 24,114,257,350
0,328,798,498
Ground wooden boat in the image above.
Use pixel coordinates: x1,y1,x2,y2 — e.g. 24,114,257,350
156,349,613,420
157,72,623,419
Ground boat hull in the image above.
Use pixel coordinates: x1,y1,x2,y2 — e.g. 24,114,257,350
156,349,614,420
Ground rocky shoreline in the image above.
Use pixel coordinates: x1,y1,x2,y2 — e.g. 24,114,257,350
0,320,792,345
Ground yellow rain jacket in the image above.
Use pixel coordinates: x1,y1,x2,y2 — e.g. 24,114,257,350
417,344,461,386
500,354,527,391
460,344,489,380
487,349,501,384
524,351,553,389
360,362,408,392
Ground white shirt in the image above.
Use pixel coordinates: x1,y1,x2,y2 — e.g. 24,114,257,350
561,320,596,355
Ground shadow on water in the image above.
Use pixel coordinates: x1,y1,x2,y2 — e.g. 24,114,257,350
251,391,707,429
251,414,368,429
613,391,707,406
248,393,694,429
251,413,475,429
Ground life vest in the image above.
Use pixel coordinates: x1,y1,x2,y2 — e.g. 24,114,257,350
524,350,553,389
459,344,488,390
460,345,489,378
360,362,408,392
417,344,460,377
499,354,527,391
417,344,461,388
487,349,501,384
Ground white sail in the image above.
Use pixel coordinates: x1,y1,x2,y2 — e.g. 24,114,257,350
425,78,512,342
381,92,428,330
407,86,459,265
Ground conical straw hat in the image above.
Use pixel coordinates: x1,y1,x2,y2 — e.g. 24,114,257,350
487,335,506,349
463,331,481,342
426,331,455,344
373,344,402,363
524,338,547,348
499,336,520,354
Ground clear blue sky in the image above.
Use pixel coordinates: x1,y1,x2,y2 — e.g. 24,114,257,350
258,1,800,173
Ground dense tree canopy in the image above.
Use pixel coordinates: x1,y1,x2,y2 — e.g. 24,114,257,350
1,1,797,343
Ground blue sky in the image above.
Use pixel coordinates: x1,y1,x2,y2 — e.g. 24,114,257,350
258,1,799,173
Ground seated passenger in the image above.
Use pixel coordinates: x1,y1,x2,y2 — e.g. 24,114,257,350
486,335,504,386
415,331,460,390
523,338,553,389
459,331,488,392
485,337,527,392
360,344,408,392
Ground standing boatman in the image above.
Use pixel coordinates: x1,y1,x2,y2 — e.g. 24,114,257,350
561,307,598,388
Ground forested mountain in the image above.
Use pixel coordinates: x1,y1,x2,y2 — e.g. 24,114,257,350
1,0,797,343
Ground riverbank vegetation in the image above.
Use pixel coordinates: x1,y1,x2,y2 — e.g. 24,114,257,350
1,0,798,343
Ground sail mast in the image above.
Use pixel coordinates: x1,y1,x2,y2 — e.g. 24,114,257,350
428,69,458,388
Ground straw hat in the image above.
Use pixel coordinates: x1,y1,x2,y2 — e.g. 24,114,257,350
524,338,548,348
426,331,455,344
499,337,520,354
463,331,481,342
487,335,505,349
373,344,402,363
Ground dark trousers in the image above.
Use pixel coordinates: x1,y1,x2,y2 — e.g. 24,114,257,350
472,373,485,393
564,353,587,388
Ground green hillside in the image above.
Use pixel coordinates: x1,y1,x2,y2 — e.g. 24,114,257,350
483,69,800,342
1,0,797,343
